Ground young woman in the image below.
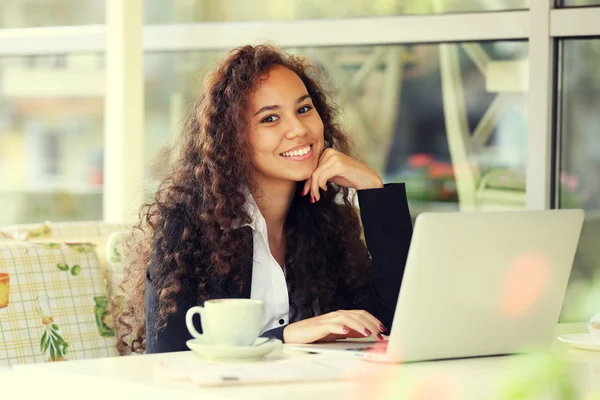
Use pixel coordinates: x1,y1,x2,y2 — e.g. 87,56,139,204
118,44,413,354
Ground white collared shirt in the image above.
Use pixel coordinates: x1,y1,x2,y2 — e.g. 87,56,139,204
239,193,290,334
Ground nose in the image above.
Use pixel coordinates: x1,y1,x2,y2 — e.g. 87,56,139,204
285,115,308,140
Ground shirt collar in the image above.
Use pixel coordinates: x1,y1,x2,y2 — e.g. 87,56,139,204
234,187,267,235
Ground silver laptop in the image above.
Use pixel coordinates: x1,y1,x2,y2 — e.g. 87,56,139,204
291,209,584,363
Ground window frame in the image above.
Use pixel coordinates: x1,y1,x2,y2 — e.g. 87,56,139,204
1,1,600,221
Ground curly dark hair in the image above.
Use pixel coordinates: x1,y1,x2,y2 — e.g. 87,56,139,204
116,44,371,354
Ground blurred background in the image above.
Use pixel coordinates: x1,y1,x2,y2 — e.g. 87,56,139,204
0,0,599,321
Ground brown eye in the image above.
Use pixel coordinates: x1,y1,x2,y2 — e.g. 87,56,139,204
261,115,279,123
298,105,313,114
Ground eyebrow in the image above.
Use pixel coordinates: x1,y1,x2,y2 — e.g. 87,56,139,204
253,94,312,116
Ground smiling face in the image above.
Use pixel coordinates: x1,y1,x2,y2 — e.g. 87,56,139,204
247,65,325,189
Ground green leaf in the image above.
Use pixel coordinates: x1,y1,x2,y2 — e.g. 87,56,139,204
51,324,59,330
56,262,69,271
50,345,55,361
51,330,65,344
50,332,63,348
43,339,51,353
42,333,52,353
40,331,47,351
70,265,81,276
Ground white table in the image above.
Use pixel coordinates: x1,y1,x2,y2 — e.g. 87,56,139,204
3,323,599,400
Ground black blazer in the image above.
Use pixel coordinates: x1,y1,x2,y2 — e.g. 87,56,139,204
145,184,413,354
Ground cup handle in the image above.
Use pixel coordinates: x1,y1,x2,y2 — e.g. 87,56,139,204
185,306,204,340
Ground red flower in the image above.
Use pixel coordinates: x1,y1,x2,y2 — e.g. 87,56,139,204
428,162,454,179
408,153,434,168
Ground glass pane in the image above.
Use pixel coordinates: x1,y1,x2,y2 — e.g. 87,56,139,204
145,41,529,215
0,54,104,225
145,0,529,24
558,39,600,322
559,0,600,6
0,0,104,28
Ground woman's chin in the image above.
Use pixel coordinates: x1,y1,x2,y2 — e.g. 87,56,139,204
293,173,313,183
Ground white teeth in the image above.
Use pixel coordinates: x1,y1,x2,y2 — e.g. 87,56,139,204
282,145,311,157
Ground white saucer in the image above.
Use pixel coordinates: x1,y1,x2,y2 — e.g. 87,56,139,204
557,333,600,351
186,337,281,361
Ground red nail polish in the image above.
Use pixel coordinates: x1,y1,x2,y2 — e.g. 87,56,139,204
380,325,386,333
301,187,308,196
364,329,372,336
310,196,315,204
377,334,384,341
343,327,349,333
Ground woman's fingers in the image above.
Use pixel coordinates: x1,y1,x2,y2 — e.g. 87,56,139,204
346,312,385,339
283,309,386,344
301,147,384,202
331,310,386,338
302,178,312,197
323,323,350,336
355,316,384,340
310,158,339,202
347,310,386,333
310,169,330,202
318,148,336,164
301,150,333,199
300,148,337,202
330,313,383,341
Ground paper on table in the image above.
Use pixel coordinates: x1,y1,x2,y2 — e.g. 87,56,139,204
154,353,381,387
0,365,13,383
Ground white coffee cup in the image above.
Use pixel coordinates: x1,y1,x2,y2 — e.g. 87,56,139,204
186,299,264,346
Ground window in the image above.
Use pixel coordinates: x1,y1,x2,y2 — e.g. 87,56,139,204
144,41,529,214
144,0,529,24
0,54,104,225
557,39,600,321
143,51,223,198
0,0,104,28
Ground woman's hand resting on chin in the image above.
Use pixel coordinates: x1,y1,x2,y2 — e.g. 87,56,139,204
282,309,387,344
301,148,384,203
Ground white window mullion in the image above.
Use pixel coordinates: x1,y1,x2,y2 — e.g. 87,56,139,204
0,26,105,56
0,12,531,57
143,12,529,51
550,7,600,38
104,0,144,224
526,0,554,210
